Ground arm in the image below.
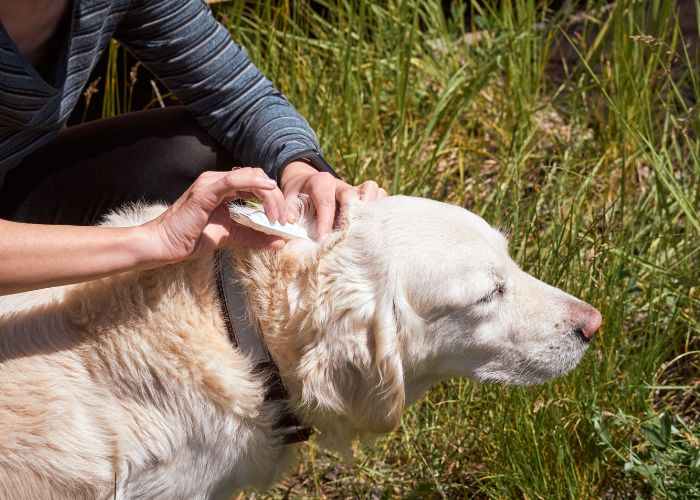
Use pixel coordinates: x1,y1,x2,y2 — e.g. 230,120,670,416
115,0,385,237
0,168,286,296
114,0,332,182
0,221,152,295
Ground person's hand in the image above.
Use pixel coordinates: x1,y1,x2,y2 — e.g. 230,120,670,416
142,167,287,264
279,161,387,239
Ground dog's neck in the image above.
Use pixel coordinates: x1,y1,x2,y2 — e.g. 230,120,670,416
232,226,415,450
232,241,321,402
230,204,421,450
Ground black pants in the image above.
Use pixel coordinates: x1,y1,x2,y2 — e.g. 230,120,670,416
0,107,237,226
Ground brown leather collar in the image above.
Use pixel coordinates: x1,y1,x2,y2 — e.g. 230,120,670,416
214,251,313,445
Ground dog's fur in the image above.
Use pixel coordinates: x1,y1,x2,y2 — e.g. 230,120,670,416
0,196,599,498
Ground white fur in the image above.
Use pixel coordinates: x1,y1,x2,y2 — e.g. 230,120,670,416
0,196,598,497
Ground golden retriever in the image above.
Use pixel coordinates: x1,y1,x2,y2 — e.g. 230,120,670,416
0,196,601,498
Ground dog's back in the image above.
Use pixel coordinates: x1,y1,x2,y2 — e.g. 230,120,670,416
0,236,289,498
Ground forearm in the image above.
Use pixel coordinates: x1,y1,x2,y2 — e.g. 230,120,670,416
116,0,323,181
0,220,155,295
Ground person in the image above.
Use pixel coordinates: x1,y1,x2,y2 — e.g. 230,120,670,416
0,0,385,296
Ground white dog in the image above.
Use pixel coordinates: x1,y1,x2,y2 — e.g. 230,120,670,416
0,196,601,498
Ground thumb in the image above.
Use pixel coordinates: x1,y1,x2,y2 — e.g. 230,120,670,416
227,222,286,249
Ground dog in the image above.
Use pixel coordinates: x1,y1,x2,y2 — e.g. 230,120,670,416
0,195,601,498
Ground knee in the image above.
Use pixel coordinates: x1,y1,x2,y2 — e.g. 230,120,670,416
144,108,237,182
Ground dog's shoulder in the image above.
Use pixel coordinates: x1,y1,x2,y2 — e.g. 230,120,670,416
0,201,293,494
98,202,168,227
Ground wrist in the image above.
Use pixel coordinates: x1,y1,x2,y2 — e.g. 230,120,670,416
126,224,167,270
279,161,318,192
279,150,339,180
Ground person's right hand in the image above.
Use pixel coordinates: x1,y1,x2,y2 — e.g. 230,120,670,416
142,167,288,265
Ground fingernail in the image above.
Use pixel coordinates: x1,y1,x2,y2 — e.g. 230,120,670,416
264,178,277,186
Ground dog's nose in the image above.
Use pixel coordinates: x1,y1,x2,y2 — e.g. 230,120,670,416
573,302,602,340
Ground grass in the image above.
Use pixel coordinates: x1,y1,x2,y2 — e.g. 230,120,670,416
94,0,699,497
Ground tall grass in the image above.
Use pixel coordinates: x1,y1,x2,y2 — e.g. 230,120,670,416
99,0,699,496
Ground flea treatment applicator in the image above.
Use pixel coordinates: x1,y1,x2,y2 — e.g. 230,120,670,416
230,205,311,241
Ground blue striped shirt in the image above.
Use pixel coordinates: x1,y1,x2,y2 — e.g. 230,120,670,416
0,0,325,187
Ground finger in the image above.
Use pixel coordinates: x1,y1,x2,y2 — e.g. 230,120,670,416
202,203,236,248
197,170,224,182
200,170,277,211
228,222,286,249
377,187,388,199
279,179,302,224
235,168,287,223
276,187,289,224
170,170,227,211
335,181,359,208
333,182,359,232
308,174,339,239
233,187,287,224
256,186,288,224
357,180,379,201
283,190,301,224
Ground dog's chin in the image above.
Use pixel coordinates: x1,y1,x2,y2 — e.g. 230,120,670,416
474,342,589,386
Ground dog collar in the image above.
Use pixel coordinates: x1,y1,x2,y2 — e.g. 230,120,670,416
214,250,313,445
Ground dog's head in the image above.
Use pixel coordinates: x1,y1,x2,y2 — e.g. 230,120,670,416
257,196,600,448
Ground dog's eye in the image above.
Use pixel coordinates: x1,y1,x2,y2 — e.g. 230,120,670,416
477,282,506,304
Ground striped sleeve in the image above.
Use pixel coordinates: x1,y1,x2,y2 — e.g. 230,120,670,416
114,0,330,181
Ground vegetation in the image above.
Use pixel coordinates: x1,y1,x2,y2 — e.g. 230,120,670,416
93,0,699,497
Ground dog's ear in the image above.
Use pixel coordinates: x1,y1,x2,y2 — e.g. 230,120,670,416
287,194,318,240
297,280,406,440
348,293,406,433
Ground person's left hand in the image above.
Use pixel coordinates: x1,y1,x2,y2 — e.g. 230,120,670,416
279,161,387,239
